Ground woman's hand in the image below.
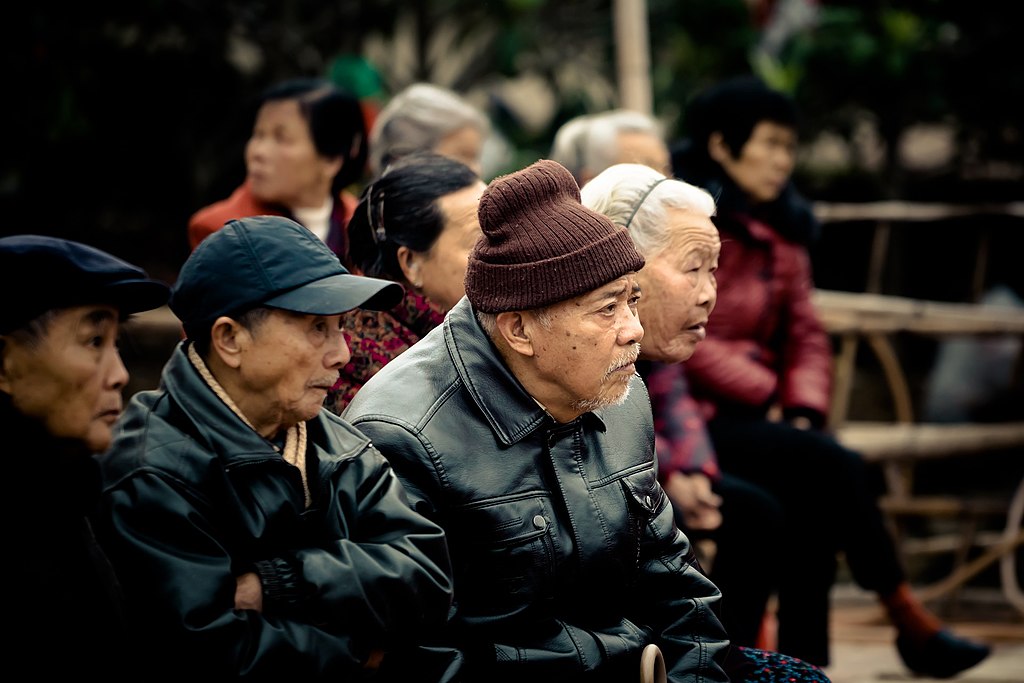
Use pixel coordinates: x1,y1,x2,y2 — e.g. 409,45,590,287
663,471,723,531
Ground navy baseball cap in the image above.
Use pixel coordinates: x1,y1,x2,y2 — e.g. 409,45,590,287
170,215,403,331
0,234,171,334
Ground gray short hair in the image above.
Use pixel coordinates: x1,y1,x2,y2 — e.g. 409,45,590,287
548,113,594,184
583,110,664,177
369,83,490,175
188,305,273,359
475,305,554,340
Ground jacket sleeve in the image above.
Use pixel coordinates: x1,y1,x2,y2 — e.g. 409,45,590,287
284,447,454,639
98,453,451,679
646,362,721,481
685,334,779,409
627,470,732,683
775,243,833,420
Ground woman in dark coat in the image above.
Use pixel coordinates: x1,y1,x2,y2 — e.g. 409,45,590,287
670,75,990,678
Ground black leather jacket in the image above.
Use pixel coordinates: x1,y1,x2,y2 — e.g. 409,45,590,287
345,298,731,683
94,342,454,680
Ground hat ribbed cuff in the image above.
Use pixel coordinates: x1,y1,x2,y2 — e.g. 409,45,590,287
466,229,644,313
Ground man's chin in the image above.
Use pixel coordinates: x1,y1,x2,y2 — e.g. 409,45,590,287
572,382,632,414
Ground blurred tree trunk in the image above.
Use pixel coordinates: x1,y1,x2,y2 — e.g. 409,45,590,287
614,0,652,114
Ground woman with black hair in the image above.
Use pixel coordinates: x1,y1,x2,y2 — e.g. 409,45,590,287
671,75,990,678
325,151,485,414
188,78,368,260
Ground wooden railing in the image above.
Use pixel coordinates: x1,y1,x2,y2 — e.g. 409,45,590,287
812,201,1024,615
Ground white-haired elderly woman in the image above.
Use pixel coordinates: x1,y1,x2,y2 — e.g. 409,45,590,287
369,82,491,178
551,109,672,187
580,162,788,657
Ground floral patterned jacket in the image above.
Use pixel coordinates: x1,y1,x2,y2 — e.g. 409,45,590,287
325,289,446,414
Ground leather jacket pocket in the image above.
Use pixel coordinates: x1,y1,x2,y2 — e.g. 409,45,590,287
620,468,662,568
454,495,555,615
621,468,661,520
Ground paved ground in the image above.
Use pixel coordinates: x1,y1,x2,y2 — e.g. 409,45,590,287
821,583,1024,683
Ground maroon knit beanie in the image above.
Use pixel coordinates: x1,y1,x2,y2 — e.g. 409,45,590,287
465,159,645,313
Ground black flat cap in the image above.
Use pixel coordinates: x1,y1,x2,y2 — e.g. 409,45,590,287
0,234,170,334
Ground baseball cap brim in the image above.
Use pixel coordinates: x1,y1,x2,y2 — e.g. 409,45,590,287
263,272,404,315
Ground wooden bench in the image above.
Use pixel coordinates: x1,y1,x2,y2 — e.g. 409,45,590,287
806,202,1024,614
813,286,1024,616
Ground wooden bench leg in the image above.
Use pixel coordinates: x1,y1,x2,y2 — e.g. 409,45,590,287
1000,476,1024,617
918,529,1024,606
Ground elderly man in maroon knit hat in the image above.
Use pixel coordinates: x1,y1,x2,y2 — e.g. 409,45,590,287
344,160,830,683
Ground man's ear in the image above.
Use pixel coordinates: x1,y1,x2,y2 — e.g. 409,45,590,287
209,316,246,369
495,311,535,357
708,131,731,164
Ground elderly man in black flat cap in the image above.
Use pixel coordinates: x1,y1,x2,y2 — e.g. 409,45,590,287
0,234,170,680
92,216,455,681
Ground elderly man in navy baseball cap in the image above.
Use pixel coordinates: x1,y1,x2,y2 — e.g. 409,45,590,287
91,215,454,680
0,233,170,681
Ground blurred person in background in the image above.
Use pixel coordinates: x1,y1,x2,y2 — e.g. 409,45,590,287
325,151,485,413
188,78,368,263
1,235,169,680
547,112,594,184
670,74,990,678
549,109,672,187
368,82,491,178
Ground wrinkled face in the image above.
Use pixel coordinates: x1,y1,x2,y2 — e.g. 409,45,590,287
413,181,486,311
236,310,350,434
432,125,484,176
245,99,339,209
719,121,797,204
614,130,672,177
0,305,129,453
637,208,720,363
527,274,644,419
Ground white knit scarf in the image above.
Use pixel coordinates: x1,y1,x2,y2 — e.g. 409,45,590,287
187,343,311,508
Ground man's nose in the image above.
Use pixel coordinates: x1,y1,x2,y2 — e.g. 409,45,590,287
620,308,644,345
699,275,717,307
326,329,351,368
108,350,130,390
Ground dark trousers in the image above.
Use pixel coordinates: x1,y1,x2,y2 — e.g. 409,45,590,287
679,472,784,648
706,414,906,666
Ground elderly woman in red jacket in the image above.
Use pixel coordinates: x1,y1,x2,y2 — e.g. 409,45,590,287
671,75,990,678
188,78,367,262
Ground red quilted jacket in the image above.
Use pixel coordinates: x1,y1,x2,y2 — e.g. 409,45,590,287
685,212,833,424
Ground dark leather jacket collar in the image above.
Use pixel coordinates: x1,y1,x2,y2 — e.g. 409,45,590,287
158,341,288,463
443,298,607,446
